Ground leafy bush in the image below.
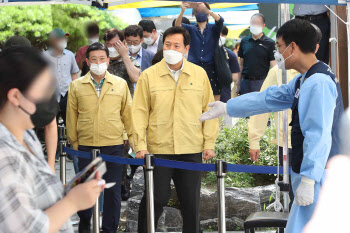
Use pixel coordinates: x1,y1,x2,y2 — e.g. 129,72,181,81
202,117,278,188
0,5,127,52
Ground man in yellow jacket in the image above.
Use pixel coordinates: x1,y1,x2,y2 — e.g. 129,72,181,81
248,65,299,209
66,42,133,233
132,27,219,233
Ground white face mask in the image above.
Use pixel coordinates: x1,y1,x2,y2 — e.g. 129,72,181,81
274,44,294,70
143,36,155,46
57,40,67,50
88,38,99,45
128,43,142,54
219,36,226,47
163,50,185,65
108,47,120,58
90,62,108,76
250,25,263,36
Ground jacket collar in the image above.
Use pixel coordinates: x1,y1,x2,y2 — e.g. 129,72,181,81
159,58,192,77
82,71,116,85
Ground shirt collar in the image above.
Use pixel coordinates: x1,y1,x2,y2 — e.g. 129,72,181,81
160,58,192,77
49,48,66,57
153,34,160,47
166,60,184,76
90,74,106,85
249,33,266,42
0,123,33,153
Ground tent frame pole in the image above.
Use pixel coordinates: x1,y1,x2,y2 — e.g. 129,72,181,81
278,3,290,213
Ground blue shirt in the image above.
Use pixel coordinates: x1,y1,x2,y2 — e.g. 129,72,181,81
182,16,224,65
226,72,337,182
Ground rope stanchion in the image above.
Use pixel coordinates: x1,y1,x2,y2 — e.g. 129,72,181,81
91,149,101,233
216,160,227,233
64,147,91,160
100,154,144,166
145,154,155,233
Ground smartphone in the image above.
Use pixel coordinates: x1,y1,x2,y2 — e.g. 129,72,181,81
64,157,107,194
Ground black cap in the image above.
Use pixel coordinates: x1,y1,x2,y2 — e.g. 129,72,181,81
4,36,31,49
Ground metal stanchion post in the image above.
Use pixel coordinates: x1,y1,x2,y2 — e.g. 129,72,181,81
59,141,67,184
58,125,67,185
145,154,155,233
91,149,101,233
216,160,227,233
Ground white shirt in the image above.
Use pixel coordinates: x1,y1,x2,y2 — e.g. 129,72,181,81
293,4,329,16
166,60,184,83
146,34,160,54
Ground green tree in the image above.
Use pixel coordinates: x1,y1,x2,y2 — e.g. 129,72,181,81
0,5,53,48
0,4,127,52
51,4,127,52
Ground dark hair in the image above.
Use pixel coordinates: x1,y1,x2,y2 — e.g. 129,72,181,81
222,25,228,36
312,23,322,44
276,19,317,54
86,42,109,58
251,13,266,24
124,25,144,39
152,49,164,65
0,47,49,109
103,28,124,42
172,17,191,27
139,20,156,33
192,2,211,16
163,26,191,46
86,22,100,37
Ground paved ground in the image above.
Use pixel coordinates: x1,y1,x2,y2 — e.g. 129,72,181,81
55,161,277,233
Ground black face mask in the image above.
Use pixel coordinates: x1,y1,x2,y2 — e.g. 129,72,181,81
19,94,59,128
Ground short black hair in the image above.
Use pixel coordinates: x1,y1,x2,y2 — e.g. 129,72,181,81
251,13,266,24
172,17,191,27
86,22,100,37
103,28,124,42
0,47,49,109
124,25,144,39
86,42,109,59
152,49,163,65
222,25,228,36
139,20,156,33
276,19,317,54
312,23,322,44
163,26,191,47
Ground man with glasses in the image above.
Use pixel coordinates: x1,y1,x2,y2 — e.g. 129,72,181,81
124,25,155,72
66,42,133,233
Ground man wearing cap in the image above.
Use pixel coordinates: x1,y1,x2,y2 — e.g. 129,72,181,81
4,36,59,174
44,28,79,128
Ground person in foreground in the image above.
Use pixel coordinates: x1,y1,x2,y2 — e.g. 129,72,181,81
199,19,344,233
0,47,104,233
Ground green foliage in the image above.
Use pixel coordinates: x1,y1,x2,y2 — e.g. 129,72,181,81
0,5,53,48
0,5,127,52
51,4,127,52
202,118,278,188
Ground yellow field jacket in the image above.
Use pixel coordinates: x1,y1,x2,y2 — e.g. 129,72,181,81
248,66,300,149
132,59,219,154
67,71,133,150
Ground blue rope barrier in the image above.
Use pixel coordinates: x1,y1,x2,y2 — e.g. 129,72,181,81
154,158,216,172
64,147,291,175
64,147,91,160
100,154,145,166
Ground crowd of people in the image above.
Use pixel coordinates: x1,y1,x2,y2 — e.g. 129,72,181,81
0,2,341,233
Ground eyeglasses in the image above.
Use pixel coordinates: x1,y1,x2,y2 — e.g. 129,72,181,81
275,43,286,51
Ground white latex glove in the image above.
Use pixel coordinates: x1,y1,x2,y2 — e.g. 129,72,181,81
199,101,227,122
295,176,315,206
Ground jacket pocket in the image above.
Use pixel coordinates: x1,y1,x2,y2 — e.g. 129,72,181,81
102,92,123,115
104,119,123,139
147,121,168,146
183,122,203,145
77,118,92,140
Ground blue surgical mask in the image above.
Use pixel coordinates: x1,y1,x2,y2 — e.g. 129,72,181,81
195,12,208,23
